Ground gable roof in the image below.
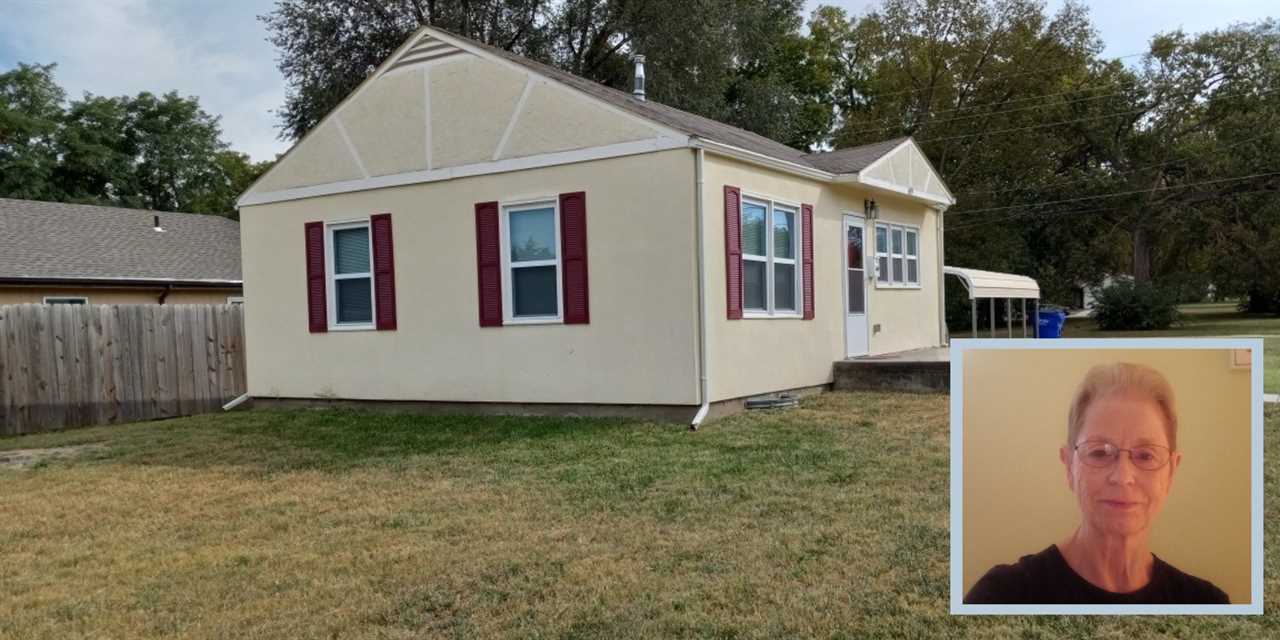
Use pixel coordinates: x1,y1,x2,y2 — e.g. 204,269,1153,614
240,25,952,208
442,29,905,176
0,198,242,285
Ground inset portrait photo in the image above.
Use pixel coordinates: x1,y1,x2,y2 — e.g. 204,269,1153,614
949,339,1264,615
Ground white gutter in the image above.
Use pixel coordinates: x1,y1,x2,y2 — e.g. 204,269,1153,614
690,147,711,430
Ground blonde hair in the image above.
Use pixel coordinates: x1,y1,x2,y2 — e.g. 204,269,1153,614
1067,362,1179,451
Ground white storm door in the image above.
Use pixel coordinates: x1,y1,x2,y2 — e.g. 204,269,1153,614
844,215,869,358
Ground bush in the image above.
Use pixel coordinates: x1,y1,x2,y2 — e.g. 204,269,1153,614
1091,280,1183,330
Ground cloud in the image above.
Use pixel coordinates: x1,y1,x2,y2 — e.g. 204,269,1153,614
0,0,288,162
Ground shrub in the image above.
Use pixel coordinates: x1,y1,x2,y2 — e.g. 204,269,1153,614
1091,280,1183,330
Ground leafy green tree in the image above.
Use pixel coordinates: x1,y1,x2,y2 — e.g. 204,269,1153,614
0,63,64,200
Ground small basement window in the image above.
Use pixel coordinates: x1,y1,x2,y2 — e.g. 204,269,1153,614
43,296,88,305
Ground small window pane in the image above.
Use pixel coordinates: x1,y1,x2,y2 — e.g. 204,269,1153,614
848,273,865,313
743,260,766,310
775,263,795,311
876,225,888,254
893,257,904,282
908,259,918,284
773,209,795,259
334,227,370,274
892,228,903,254
336,277,372,323
509,208,556,262
877,257,889,282
512,265,558,316
906,230,917,257
847,225,863,270
742,202,767,257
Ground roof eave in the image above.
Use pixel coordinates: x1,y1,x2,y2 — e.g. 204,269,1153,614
0,276,243,288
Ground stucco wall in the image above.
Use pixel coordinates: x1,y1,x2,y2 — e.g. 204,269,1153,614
0,287,241,305
700,154,942,402
240,149,699,405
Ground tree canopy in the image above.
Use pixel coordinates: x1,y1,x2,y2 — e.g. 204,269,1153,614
0,63,271,218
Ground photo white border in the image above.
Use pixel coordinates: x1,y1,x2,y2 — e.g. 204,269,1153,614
949,338,1265,615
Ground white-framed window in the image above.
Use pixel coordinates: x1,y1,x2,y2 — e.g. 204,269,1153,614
43,296,88,305
227,296,244,305
874,222,920,288
325,219,376,330
501,199,562,324
741,194,801,317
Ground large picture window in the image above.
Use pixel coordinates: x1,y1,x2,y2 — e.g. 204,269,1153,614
874,222,920,288
502,201,562,322
327,220,375,328
741,195,801,316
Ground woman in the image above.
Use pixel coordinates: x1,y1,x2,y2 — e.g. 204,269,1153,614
965,362,1230,604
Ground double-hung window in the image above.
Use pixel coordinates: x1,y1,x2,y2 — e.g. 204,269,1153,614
327,220,375,329
502,201,562,322
874,222,920,288
741,195,801,316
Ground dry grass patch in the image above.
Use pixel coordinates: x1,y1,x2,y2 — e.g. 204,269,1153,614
1,397,1277,638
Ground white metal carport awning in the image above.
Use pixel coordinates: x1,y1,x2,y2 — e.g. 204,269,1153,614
943,266,1042,338
943,266,1040,299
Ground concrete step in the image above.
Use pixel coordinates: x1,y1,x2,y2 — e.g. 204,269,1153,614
832,359,950,393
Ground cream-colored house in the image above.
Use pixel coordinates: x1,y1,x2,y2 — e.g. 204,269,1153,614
238,26,955,423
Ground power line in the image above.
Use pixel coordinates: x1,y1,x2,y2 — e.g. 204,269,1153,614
947,171,1280,217
847,51,1147,103
952,133,1274,196
947,186,1274,231
912,85,1280,144
841,87,1137,137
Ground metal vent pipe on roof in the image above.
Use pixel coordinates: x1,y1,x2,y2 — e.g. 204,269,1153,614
153,214,163,231
633,54,646,101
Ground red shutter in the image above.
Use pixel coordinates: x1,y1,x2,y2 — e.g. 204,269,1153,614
475,201,503,327
802,203,814,320
371,213,397,330
559,191,589,324
304,221,327,333
724,185,743,319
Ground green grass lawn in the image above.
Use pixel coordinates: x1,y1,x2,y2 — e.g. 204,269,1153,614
1060,302,1280,394
2,398,1278,638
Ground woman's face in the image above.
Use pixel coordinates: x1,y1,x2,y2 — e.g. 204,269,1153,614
1059,390,1182,538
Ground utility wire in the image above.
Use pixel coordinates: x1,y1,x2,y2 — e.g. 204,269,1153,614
947,186,1278,230
952,133,1273,196
841,88,1136,137
947,171,1280,217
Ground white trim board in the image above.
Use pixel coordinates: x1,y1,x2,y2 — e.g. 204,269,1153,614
239,137,689,207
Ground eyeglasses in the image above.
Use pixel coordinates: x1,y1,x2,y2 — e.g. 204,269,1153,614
1073,441,1172,471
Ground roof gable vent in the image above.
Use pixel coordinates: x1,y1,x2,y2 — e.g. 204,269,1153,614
384,34,466,74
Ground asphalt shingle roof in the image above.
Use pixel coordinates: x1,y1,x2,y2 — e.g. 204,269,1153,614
0,198,242,283
449,30,905,174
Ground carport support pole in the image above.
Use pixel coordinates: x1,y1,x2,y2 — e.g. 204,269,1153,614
971,299,978,339
990,298,996,338
1021,298,1027,338
1007,299,1012,338
1034,300,1040,338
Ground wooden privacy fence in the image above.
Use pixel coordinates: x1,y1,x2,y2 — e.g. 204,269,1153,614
0,304,246,435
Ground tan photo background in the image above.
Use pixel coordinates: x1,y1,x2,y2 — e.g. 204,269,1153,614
961,348,1253,604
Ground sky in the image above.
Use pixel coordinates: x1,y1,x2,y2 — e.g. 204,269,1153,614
1,1,1275,163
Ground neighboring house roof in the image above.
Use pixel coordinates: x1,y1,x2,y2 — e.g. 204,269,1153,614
0,198,242,286
447,31,907,175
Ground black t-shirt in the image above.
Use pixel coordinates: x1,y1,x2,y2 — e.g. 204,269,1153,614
965,544,1230,604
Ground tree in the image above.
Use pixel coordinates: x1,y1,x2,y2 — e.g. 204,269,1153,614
260,0,834,149
0,63,64,201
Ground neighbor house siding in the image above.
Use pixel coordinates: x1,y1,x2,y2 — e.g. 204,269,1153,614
700,153,941,403
0,287,242,305
240,148,699,405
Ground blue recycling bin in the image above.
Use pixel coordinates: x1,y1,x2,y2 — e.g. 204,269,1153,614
1036,307,1067,338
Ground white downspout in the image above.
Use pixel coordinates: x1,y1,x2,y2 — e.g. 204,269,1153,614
936,205,948,346
690,147,711,430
